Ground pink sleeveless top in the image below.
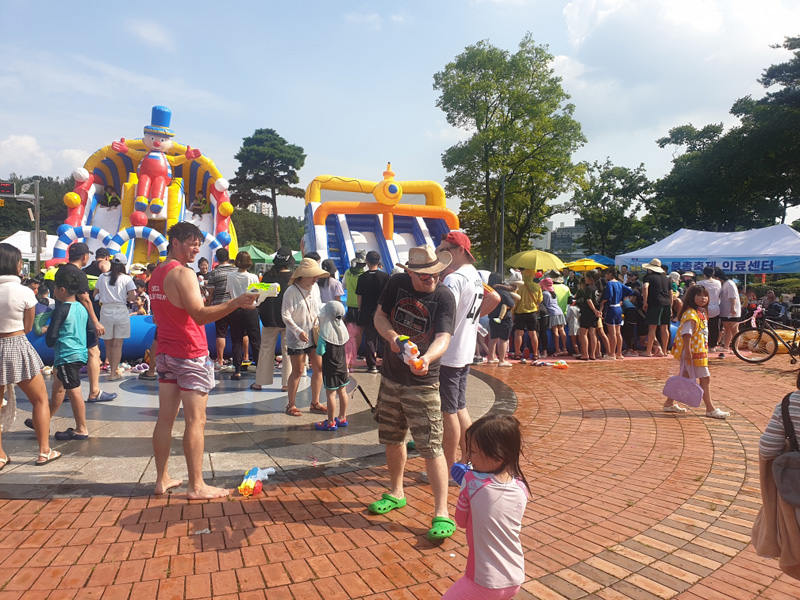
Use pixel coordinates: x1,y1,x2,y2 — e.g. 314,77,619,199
150,260,208,359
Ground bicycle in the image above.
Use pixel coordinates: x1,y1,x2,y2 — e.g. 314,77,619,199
731,305,800,364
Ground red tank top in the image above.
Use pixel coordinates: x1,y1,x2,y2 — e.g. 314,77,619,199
150,260,208,358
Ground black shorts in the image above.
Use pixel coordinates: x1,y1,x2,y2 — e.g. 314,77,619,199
489,319,513,340
215,314,230,338
721,316,740,322
513,312,538,332
86,330,98,349
322,343,348,390
578,309,598,329
646,305,671,326
287,346,314,356
56,361,84,390
439,364,470,413
345,307,360,325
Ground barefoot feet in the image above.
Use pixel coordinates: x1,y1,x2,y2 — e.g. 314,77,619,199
187,484,230,500
154,477,183,495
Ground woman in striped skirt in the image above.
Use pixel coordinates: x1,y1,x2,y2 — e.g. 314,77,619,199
0,243,60,467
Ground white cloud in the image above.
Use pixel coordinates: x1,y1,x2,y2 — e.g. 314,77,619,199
124,20,177,53
344,12,383,30
424,122,472,144
0,135,52,175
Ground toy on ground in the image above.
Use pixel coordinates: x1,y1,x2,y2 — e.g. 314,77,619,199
238,467,276,496
247,282,281,306
532,360,569,369
396,336,423,370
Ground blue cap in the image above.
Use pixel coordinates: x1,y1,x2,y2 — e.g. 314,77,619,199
143,105,174,137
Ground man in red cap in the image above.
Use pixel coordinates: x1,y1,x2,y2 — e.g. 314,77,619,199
435,232,499,474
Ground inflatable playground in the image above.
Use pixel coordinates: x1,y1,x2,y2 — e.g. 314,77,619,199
302,163,459,272
31,105,239,363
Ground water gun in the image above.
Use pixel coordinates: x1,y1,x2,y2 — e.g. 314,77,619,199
532,360,568,369
450,462,471,485
396,336,423,370
237,467,276,496
247,282,281,306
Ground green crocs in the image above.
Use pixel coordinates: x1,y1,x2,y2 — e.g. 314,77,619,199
368,493,407,515
427,516,456,541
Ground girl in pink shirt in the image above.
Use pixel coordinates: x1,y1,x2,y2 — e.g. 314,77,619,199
443,415,530,600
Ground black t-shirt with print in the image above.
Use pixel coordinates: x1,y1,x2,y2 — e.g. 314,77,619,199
377,273,456,386
643,271,672,307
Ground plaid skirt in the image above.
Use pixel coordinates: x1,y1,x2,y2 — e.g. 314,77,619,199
0,334,44,386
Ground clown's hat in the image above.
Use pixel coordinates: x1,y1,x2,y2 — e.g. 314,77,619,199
143,105,175,137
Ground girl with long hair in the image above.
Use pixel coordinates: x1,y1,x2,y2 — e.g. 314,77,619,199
94,254,136,380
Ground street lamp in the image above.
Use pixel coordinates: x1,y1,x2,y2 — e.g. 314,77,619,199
18,181,42,275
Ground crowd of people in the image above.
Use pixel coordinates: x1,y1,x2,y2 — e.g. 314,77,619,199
6,225,800,594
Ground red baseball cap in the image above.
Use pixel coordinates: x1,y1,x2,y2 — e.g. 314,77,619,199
441,231,475,263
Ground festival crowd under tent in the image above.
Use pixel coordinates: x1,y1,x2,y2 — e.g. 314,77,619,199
616,224,800,274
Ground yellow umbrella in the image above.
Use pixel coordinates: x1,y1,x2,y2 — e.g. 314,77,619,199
564,258,607,272
505,250,566,272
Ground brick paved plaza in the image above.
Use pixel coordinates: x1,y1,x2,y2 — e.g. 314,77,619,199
0,356,799,599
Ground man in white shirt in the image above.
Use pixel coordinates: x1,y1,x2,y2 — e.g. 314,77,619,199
696,266,722,350
435,232,499,471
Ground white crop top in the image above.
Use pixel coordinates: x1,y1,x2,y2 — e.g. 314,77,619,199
0,276,37,333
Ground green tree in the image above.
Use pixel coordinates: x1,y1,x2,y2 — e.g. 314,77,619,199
230,211,304,252
569,160,652,257
433,33,585,271
229,129,306,249
0,174,74,239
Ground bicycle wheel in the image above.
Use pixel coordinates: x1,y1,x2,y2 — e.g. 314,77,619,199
732,328,779,363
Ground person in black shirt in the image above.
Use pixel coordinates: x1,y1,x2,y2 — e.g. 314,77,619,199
369,245,457,542
355,251,389,373
252,248,295,391
641,259,672,357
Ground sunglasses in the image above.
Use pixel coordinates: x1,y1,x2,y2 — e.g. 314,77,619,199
413,272,440,282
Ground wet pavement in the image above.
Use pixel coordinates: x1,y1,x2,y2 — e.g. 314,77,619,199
0,356,798,599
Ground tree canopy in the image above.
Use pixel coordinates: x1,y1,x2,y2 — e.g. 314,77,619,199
434,33,585,271
0,175,74,240
229,129,306,249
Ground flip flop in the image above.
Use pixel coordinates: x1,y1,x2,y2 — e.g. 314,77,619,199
285,406,302,417
0,456,10,471
230,373,242,381
138,373,157,381
54,428,89,441
36,449,62,466
309,403,328,414
427,516,456,541
368,493,407,515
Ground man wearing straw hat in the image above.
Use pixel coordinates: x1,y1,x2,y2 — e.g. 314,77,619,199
641,258,672,357
368,245,458,541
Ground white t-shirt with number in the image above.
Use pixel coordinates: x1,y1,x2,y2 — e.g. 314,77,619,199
441,263,484,368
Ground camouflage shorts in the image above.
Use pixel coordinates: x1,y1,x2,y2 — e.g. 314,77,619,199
374,377,443,459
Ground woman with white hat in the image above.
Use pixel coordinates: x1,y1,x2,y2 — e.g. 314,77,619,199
281,258,330,417
94,254,136,380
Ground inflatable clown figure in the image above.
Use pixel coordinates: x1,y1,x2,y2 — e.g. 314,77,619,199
110,105,201,220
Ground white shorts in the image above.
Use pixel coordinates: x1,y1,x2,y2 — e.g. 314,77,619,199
100,303,131,340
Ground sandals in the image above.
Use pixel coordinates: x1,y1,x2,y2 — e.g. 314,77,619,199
315,420,337,431
54,428,89,441
309,403,328,414
368,493,407,515
0,456,9,471
36,449,62,466
285,405,302,417
334,417,348,428
230,373,242,381
427,517,456,541
250,384,263,391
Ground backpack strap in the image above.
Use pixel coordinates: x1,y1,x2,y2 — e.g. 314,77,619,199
780,393,799,452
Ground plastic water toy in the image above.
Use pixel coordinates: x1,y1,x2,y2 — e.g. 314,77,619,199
247,282,281,305
302,163,459,277
238,467,276,496
396,335,423,370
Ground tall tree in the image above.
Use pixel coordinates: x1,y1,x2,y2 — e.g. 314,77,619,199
434,33,585,271
229,129,306,248
0,174,74,239
569,160,652,257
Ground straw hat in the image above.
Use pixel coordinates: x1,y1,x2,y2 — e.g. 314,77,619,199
643,258,664,273
289,258,330,284
318,301,349,346
396,246,452,274
668,271,680,283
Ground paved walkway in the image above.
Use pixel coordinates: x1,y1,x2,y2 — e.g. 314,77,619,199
0,356,798,599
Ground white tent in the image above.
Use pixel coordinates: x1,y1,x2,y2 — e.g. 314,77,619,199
0,230,58,263
616,224,800,274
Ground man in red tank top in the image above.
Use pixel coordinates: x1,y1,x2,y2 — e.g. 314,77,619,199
150,222,258,499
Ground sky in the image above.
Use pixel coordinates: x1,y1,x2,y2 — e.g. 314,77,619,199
1,0,798,227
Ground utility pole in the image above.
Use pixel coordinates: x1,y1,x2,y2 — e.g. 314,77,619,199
1,179,43,274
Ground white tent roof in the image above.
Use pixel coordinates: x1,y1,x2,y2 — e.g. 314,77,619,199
616,224,800,274
0,230,58,262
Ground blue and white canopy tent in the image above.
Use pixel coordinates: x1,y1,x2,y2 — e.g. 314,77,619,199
616,224,800,274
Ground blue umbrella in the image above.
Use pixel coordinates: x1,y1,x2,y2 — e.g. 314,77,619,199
587,254,615,266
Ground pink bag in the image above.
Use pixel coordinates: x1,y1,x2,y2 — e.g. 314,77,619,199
662,361,703,408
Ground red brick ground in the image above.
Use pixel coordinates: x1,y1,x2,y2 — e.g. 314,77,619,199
1,357,798,599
